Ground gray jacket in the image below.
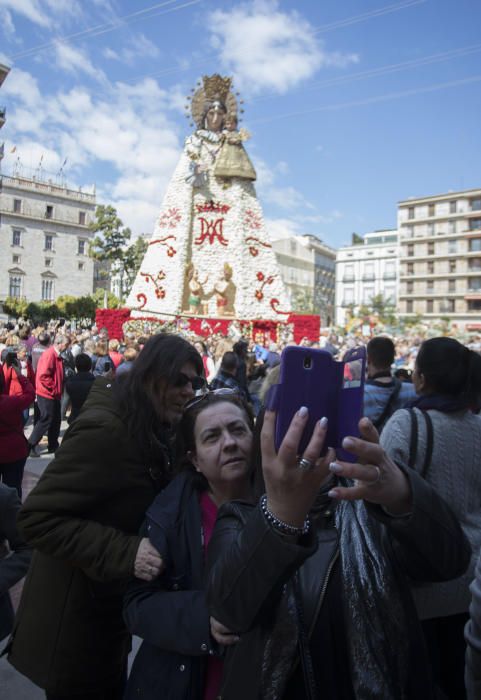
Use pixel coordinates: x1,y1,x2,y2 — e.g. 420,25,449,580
381,407,481,619
465,549,481,700
0,485,31,641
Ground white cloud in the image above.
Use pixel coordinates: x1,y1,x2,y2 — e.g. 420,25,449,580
103,34,161,66
207,0,357,95
266,217,303,240
0,0,52,28
53,41,106,82
253,155,313,211
0,8,16,37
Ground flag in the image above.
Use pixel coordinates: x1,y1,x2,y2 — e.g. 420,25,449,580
61,157,68,168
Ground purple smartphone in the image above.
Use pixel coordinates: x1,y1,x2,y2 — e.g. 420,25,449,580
270,345,366,462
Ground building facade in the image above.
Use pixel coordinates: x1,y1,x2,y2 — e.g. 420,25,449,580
335,230,399,326
272,234,336,325
398,188,481,329
0,174,96,304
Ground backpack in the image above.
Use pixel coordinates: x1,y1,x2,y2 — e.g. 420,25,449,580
407,408,434,479
373,379,402,431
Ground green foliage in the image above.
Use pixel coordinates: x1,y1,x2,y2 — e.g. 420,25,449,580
122,236,148,293
89,204,131,263
351,233,364,245
292,287,316,315
2,296,29,317
90,288,122,309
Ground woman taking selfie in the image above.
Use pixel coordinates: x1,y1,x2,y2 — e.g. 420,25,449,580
7,334,204,700
207,407,471,699
123,390,253,700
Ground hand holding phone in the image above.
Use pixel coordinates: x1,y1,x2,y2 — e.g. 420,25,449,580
269,346,366,461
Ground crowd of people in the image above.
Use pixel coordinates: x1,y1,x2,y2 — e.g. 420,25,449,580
0,314,480,699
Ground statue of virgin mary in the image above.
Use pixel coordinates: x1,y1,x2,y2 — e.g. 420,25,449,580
126,74,289,320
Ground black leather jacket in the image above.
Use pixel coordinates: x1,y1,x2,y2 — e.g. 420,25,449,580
207,469,471,700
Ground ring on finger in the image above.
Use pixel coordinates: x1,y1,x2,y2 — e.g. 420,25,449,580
298,457,315,471
367,465,382,486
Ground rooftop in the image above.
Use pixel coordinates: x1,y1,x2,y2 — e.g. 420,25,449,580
1,173,96,204
399,187,481,205
0,63,10,88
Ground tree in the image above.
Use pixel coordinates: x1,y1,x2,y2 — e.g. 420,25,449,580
89,205,132,265
121,236,148,295
90,288,122,309
292,287,316,315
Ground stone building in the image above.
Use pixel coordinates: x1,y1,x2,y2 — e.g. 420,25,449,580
398,188,481,329
335,230,399,326
0,173,96,304
271,234,336,325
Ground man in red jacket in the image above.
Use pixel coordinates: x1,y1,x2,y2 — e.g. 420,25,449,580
28,334,69,457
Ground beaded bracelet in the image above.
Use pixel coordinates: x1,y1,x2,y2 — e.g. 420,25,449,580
260,494,310,537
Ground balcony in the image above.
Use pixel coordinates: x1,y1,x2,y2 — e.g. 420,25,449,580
362,274,375,281
341,299,355,307
342,275,355,282
383,272,396,280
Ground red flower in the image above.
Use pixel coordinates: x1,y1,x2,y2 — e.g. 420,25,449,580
255,290,264,301
256,271,265,281
249,247,258,257
167,247,176,257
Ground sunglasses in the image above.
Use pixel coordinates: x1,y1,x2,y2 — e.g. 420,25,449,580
173,372,207,392
184,387,240,412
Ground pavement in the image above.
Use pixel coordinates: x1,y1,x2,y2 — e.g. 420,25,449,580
1,419,140,698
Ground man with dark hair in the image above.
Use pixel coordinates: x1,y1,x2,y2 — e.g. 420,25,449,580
233,339,250,401
363,336,416,432
210,351,244,397
31,332,50,373
65,354,95,424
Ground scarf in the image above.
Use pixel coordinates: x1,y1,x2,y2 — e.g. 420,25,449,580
406,393,471,413
337,498,411,699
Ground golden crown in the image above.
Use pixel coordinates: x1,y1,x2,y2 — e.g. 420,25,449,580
202,74,232,103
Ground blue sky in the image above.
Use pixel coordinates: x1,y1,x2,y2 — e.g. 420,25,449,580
1,0,480,249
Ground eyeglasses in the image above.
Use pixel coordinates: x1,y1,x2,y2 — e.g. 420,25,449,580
173,372,207,392
184,387,239,412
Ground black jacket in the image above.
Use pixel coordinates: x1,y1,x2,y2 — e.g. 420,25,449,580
123,473,216,700
206,469,471,700
65,372,95,423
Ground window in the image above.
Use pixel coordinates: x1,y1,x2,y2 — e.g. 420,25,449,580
9,275,22,298
407,281,414,293
469,259,481,271
448,279,456,292
45,205,54,219
428,242,435,255
407,244,414,257
448,239,457,254
447,299,455,312
471,198,481,212
427,261,434,274
363,287,374,304
41,279,54,301
405,225,414,238
427,223,434,236
44,234,54,250
408,207,415,220
78,239,86,255
363,263,374,281
407,262,414,275
45,258,53,267
13,198,21,213
468,300,481,311
450,260,457,273
470,219,481,231
406,300,413,313
448,220,457,234
428,204,435,217
427,280,434,292
385,287,395,301
469,278,481,291
12,229,21,246
12,254,20,264
78,261,85,271
78,211,86,225
469,238,481,252
426,300,434,313
450,201,457,214
290,239,296,254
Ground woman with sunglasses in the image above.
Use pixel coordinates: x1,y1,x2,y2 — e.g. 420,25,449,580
123,389,253,700
7,334,204,700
